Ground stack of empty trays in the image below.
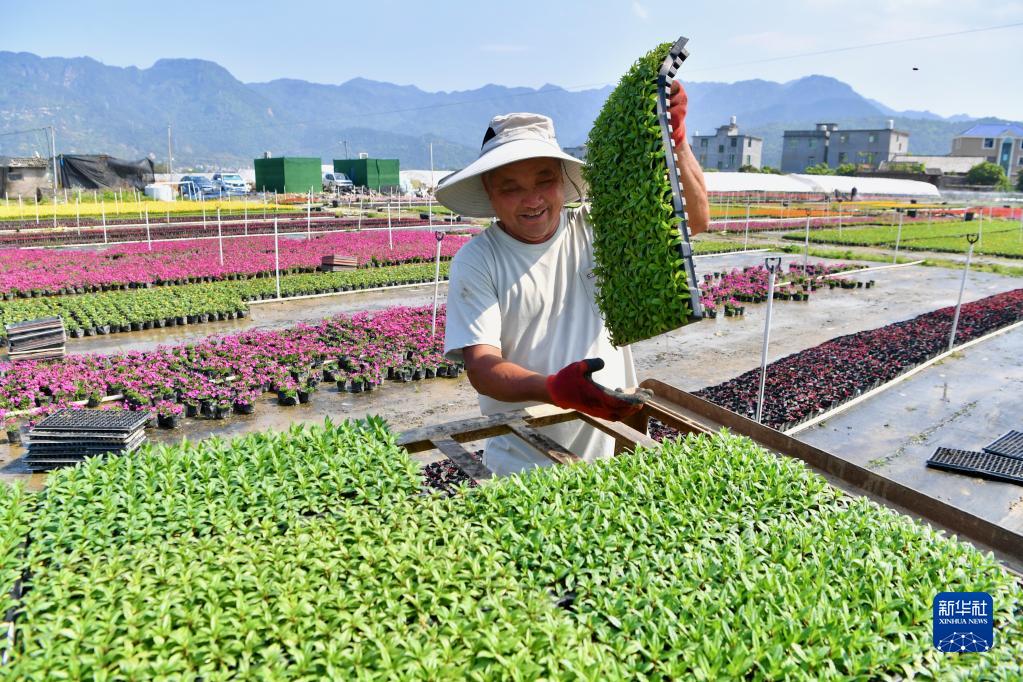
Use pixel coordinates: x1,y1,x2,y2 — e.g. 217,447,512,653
25,409,148,471
5,316,66,362
926,430,1023,486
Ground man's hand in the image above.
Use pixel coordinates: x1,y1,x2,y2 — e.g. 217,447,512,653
668,80,688,149
665,79,709,235
546,358,648,421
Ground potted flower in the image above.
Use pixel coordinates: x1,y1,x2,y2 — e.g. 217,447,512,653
233,390,256,415
298,381,315,404
277,378,299,406
86,389,103,408
155,400,183,429
213,397,232,419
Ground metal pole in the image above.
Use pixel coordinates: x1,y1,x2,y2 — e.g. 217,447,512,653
244,200,248,236
75,194,80,231
743,196,751,251
431,230,445,336
217,207,223,265
387,203,393,250
145,206,151,250
52,194,57,229
756,257,782,424
35,198,39,225
357,196,363,230
101,200,107,243
167,123,173,175
977,205,983,247
306,189,311,241
948,234,979,352
802,213,810,272
202,203,207,231
428,194,433,227
837,202,843,236
274,214,281,300
893,209,903,264
49,125,58,198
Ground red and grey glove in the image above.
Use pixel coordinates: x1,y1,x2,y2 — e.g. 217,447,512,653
668,80,688,149
546,358,647,422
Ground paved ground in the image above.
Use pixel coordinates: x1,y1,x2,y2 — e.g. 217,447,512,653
796,325,1023,535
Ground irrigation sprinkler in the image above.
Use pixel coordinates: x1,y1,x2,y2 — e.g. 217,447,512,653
244,200,248,236
947,234,979,353
145,206,151,251
101,201,107,244
357,197,363,231
217,208,224,265
202,203,207,231
756,256,783,425
273,215,282,300
52,194,57,229
75,195,80,231
893,208,903,264
35,199,39,225
306,190,312,241
431,229,445,336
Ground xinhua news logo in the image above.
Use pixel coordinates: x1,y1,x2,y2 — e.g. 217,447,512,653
933,592,993,653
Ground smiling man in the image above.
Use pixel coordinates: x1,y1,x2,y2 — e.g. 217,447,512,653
436,83,708,476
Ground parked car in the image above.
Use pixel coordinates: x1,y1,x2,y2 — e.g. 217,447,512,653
322,172,354,193
212,172,248,196
179,175,221,200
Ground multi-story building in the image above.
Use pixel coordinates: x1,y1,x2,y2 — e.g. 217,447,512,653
781,121,909,173
950,123,1023,178
692,117,763,171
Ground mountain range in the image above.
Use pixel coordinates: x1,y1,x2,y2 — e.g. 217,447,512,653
0,51,1015,171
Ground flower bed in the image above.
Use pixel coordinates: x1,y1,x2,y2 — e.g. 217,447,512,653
0,305,459,429
0,262,451,340
0,229,468,297
0,214,440,248
2,425,1019,678
698,261,866,317
784,219,1023,259
691,288,1023,430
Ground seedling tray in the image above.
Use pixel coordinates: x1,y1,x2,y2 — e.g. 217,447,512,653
31,409,149,433
926,447,1023,487
984,431,1023,460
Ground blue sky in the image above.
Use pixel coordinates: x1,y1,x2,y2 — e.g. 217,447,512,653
2,0,1021,119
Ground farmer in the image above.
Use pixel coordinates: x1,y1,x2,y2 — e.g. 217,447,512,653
436,82,708,476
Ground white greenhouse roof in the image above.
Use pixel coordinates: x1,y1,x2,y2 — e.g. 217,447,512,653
700,171,940,198
790,174,941,198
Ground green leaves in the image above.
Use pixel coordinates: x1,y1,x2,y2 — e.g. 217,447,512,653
1,427,1021,678
584,42,698,346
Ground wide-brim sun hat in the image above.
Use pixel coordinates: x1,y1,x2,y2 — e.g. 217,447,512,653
434,112,586,218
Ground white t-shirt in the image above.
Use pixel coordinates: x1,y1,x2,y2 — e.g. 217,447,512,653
444,205,637,477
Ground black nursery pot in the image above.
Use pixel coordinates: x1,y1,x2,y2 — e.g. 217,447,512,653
157,414,178,429
5,429,20,446
297,390,311,404
185,403,199,418
213,405,230,419
234,402,255,415
200,400,214,417
277,391,298,406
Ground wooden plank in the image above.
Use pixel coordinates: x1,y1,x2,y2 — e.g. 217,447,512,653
432,437,492,483
573,412,659,450
397,409,578,453
506,420,581,466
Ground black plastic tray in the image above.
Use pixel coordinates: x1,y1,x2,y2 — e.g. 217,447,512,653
984,431,1023,461
654,35,703,320
926,447,1023,486
31,409,149,433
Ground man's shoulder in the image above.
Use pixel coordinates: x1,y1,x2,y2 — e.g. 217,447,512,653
451,228,497,268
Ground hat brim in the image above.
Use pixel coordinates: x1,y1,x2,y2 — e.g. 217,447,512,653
435,140,586,218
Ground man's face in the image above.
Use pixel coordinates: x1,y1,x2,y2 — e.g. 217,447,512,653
482,157,564,244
